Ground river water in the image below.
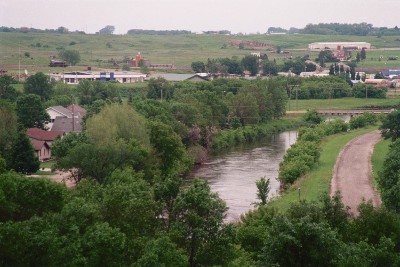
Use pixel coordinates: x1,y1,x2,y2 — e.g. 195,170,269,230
191,131,298,222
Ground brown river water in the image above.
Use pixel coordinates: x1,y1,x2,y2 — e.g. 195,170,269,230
191,131,298,222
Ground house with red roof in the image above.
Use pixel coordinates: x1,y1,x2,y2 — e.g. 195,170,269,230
27,128,65,161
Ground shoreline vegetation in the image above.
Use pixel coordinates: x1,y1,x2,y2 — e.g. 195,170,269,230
268,125,379,212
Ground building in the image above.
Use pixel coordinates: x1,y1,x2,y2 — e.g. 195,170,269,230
49,71,147,84
27,128,65,161
46,105,86,131
308,42,371,51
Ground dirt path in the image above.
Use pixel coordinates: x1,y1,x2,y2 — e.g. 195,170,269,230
330,130,382,216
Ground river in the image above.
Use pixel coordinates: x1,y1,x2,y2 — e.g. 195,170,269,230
191,130,298,222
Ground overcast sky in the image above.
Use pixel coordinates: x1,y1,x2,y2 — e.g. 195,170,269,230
1,0,398,34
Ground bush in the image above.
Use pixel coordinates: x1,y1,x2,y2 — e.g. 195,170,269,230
349,113,378,130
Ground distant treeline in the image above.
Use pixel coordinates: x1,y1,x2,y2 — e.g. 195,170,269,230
126,29,192,35
268,23,400,36
0,26,85,34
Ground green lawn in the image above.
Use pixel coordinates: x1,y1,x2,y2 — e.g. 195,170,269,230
287,97,400,111
371,138,391,189
40,160,55,169
269,126,379,211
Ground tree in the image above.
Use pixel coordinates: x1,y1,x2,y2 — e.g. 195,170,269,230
24,72,53,101
98,25,115,34
170,178,233,267
136,237,188,267
0,101,17,156
360,47,367,60
85,103,150,148
147,77,171,100
263,61,279,76
255,177,270,206
56,26,69,33
16,94,50,129
356,52,361,62
191,61,206,73
329,64,335,75
0,75,19,101
380,110,400,141
58,49,80,66
241,55,259,76
7,128,40,174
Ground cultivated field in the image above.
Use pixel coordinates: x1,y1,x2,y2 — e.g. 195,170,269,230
1,32,400,74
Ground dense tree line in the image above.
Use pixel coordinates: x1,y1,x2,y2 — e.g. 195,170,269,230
267,23,400,36
127,29,192,35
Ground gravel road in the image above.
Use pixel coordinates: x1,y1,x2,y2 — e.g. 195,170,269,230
330,130,382,216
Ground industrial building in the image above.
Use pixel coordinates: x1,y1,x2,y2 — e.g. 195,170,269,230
308,42,371,51
49,71,147,84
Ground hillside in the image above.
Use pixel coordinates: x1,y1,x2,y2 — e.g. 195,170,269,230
1,32,400,73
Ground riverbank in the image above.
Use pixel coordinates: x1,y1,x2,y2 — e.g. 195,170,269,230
269,125,379,211
210,117,306,152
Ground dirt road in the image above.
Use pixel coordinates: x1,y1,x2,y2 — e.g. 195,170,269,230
330,130,382,216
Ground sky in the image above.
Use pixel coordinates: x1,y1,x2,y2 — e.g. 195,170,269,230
1,0,399,34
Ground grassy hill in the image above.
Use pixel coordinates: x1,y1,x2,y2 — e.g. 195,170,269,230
1,32,400,74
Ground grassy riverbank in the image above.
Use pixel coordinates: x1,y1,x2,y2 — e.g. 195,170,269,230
371,138,391,189
269,125,379,211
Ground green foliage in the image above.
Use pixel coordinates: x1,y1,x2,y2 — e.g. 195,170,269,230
378,138,400,212
191,61,206,73
58,49,80,65
16,94,50,129
6,128,40,174
241,55,259,76
170,178,233,267
349,112,378,130
279,118,348,185
0,101,17,156
24,72,54,101
352,83,387,98
255,177,270,206
136,237,187,267
147,77,171,100
380,110,400,140
85,103,150,148
51,132,89,159
303,109,322,124
0,75,19,101
148,120,192,176
0,172,66,221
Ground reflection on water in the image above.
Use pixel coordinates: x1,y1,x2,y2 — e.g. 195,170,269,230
191,131,297,222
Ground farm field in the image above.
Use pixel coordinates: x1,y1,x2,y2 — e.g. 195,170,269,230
1,32,400,74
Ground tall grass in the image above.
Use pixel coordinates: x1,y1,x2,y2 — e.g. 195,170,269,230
371,138,391,189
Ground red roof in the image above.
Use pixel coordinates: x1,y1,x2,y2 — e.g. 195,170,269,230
27,128,64,142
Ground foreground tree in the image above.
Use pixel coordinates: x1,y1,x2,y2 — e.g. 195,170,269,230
380,110,400,140
7,128,40,174
170,178,234,267
24,72,53,101
16,94,50,129
0,101,17,156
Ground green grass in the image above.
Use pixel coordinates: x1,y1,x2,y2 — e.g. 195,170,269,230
287,97,400,111
40,161,55,169
371,138,391,189
34,170,57,175
1,32,400,74
269,125,379,211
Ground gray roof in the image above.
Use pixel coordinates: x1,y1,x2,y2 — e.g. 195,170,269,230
150,73,207,82
51,116,83,133
47,106,73,118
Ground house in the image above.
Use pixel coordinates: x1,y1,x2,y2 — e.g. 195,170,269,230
46,105,86,131
31,139,51,161
27,128,65,161
51,117,83,133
